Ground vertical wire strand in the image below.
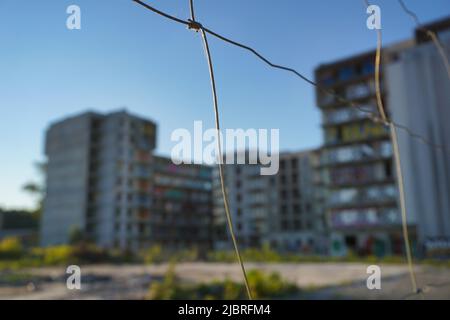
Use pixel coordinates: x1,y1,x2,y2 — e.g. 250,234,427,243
188,0,252,300
390,123,420,296
374,30,388,121
364,0,387,121
364,0,420,296
189,0,195,21
199,27,253,301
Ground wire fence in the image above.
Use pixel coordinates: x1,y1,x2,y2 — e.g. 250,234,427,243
132,0,450,300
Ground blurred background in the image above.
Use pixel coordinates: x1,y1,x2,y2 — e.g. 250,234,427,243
0,0,450,300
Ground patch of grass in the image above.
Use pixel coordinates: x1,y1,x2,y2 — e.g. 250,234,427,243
142,245,200,265
207,247,450,268
147,265,298,300
0,238,136,271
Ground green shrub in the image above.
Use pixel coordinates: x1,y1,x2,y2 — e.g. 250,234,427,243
40,246,74,265
143,245,164,264
143,246,201,264
147,267,297,300
172,247,199,262
223,278,242,300
247,269,296,299
0,237,24,259
72,244,110,263
207,250,236,263
147,262,177,299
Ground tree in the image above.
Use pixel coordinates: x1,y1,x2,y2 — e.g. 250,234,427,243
22,161,47,222
68,226,87,245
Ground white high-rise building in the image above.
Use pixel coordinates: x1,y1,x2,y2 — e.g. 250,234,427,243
42,110,156,249
386,18,450,255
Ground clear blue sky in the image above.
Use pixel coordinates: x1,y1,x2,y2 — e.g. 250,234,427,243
0,0,449,209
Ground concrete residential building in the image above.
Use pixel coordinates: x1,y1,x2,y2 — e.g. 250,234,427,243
152,156,212,252
315,51,404,257
315,16,450,257
386,18,450,256
269,151,326,253
212,152,275,249
42,110,212,252
212,150,324,253
42,110,156,249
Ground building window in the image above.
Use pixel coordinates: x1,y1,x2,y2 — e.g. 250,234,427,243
384,160,392,178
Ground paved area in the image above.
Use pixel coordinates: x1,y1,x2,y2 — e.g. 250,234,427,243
0,263,449,299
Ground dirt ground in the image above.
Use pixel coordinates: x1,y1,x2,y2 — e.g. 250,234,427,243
1,262,449,300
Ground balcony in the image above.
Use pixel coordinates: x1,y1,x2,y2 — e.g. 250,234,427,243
330,207,400,229
324,121,390,146
328,184,397,209
320,141,392,166
322,104,377,126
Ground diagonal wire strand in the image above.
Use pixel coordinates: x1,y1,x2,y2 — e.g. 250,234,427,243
201,26,448,151
133,0,189,25
131,0,449,153
397,0,450,81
